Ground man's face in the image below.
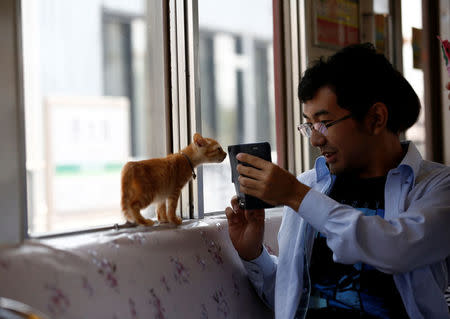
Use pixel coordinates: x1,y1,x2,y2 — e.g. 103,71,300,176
303,86,371,176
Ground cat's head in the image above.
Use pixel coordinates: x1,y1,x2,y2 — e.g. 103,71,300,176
193,133,227,163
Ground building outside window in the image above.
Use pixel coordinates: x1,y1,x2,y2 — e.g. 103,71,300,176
22,0,151,235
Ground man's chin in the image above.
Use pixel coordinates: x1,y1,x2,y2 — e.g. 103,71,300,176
327,163,343,175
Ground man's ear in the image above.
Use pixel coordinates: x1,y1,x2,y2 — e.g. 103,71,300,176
367,102,388,135
193,133,207,147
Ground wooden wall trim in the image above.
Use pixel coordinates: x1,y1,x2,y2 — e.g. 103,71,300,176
272,0,288,168
422,0,443,162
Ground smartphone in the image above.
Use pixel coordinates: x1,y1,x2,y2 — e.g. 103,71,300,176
228,142,274,210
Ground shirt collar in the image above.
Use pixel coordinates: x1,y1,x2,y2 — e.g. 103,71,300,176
313,141,422,184
391,141,422,185
314,156,330,182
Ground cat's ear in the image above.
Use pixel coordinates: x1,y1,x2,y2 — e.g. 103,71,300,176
194,133,207,147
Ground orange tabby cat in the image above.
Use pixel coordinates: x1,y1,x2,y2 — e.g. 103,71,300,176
121,133,227,226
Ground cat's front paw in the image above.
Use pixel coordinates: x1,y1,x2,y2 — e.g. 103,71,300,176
169,216,183,225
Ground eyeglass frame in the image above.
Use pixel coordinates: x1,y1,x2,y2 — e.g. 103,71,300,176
297,114,353,138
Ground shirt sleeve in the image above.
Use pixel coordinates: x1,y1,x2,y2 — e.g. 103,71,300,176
240,245,278,309
298,178,450,274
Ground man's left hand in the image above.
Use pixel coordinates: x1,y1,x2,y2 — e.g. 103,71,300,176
236,153,311,211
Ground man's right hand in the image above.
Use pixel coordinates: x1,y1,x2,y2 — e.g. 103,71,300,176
225,196,265,261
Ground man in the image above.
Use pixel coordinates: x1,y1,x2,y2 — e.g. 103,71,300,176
225,43,450,319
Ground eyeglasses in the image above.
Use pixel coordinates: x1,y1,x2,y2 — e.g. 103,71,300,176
297,114,353,138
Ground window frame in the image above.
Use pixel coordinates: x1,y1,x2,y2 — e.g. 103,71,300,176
0,0,28,245
273,0,305,175
187,0,307,216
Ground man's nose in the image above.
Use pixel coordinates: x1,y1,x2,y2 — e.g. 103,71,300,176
310,129,326,147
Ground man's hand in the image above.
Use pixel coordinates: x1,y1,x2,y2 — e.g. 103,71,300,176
225,196,265,261
236,153,311,211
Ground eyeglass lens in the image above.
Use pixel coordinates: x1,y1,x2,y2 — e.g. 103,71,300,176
299,123,327,137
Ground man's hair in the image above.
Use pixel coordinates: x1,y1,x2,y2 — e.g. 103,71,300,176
298,43,421,133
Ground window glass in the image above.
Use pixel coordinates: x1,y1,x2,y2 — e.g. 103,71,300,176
198,0,277,213
21,0,155,235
